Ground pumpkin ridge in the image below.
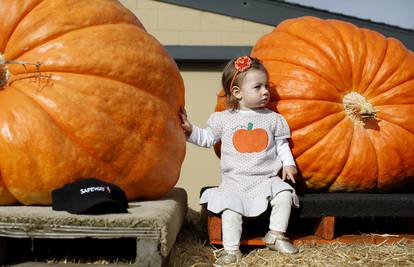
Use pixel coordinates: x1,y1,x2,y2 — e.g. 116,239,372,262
380,120,414,177
277,29,349,91
356,29,387,95
11,76,146,139
277,99,344,131
258,58,344,94
326,21,353,83
352,29,370,95
361,39,389,98
292,109,345,133
298,118,354,189
3,0,43,53
267,66,342,101
292,112,346,157
362,125,380,190
295,115,347,159
276,98,342,104
10,71,178,108
21,72,174,126
55,72,174,112
370,79,414,105
10,85,121,174
330,124,379,192
375,107,414,135
10,76,177,179
325,124,355,191
14,73,174,146
357,30,369,93
8,23,146,61
379,122,407,178
367,52,413,99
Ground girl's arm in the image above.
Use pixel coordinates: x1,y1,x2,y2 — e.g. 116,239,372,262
187,125,217,147
179,107,193,134
179,107,217,148
276,139,297,183
276,139,295,167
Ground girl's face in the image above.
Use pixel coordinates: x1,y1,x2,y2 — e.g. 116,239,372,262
232,69,269,110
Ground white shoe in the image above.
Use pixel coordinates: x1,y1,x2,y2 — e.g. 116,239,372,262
213,249,242,267
263,231,299,254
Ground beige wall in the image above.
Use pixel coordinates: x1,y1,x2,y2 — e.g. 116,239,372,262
120,0,274,45
176,68,223,210
119,0,274,210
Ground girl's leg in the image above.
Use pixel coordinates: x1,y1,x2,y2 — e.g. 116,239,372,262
264,190,298,254
269,190,292,232
214,209,243,266
221,209,243,251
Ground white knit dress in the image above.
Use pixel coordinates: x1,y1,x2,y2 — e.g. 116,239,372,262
188,108,299,217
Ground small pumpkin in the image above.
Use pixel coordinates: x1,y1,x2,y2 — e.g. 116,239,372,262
232,122,268,153
0,0,185,205
217,16,414,192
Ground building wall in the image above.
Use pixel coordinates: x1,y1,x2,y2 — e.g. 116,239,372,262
119,0,274,210
177,68,223,211
120,0,274,45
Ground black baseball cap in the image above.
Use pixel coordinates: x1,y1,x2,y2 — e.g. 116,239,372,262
52,178,128,214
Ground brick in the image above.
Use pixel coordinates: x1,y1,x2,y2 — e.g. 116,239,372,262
148,30,180,45
179,31,222,46
137,0,181,10
201,12,244,31
134,9,158,29
242,20,274,32
119,0,137,10
220,31,265,46
158,10,201,30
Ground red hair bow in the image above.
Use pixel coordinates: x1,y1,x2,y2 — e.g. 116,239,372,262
234,56,252,72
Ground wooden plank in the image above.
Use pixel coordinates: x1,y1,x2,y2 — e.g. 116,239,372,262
136,239,163,267
211,237,266,246
314,216,335,240
207,216,222,243
219,234,414,246
9,263,133,267
208,222,414,246
0,222,160,239
292,234,414,245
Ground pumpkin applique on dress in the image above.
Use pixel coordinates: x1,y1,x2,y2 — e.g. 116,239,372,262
232,122,268,153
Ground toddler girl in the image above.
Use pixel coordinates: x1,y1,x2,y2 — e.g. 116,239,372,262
180,56,299,267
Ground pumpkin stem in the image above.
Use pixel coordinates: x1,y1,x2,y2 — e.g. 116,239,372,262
0,53,9,89
343,92,377,123
0,53,47,89
247,122,253,130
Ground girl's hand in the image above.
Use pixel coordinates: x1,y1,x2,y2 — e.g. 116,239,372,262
282,165,297,184
179,107,193,135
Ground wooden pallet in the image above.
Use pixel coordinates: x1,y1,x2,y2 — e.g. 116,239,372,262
0,188,188,267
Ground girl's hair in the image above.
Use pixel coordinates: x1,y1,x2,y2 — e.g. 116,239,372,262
221,56,268,110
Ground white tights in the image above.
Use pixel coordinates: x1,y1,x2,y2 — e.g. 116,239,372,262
221,190,293,251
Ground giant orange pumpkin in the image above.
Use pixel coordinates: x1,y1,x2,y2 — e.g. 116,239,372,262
0,0,185,205
216,16,414,192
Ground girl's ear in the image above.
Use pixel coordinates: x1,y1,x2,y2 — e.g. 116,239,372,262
231,86,242,100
